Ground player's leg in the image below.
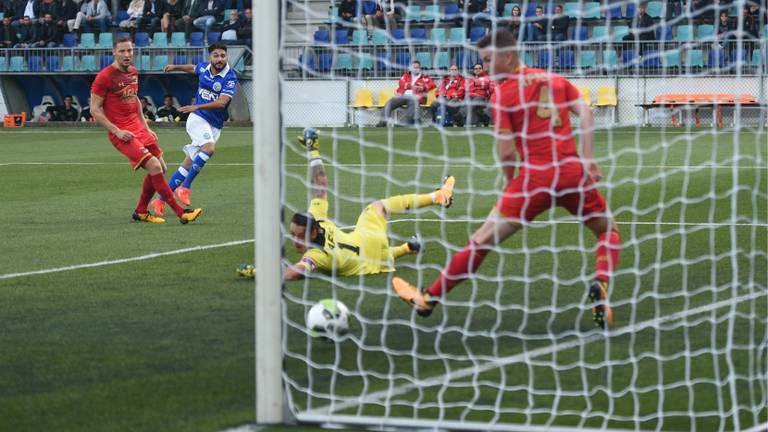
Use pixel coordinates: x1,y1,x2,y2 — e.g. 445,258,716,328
175,115,221,205
152,154,192,215
375,175,455,217
390,235,423,259
133,174,165,223
142,156,202,224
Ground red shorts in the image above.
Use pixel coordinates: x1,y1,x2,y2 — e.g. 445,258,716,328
109,128,162,170
496,165,608,222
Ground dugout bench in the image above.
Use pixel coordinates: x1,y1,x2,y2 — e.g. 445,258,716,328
636,94,768,128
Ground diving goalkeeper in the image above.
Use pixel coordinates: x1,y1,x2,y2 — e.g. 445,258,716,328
238,129,455,281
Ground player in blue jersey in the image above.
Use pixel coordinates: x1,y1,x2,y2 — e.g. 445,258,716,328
152,43,238,214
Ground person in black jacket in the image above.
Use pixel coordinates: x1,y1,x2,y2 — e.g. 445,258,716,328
14,15,36,47
58,0,78,32
138,0,163,32
0,16,17,47
50,95,79,121
623,2,655,54
550,4,569,42
33,12,58,46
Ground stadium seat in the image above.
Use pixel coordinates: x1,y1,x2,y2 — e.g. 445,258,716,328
583,2,601,19
116,9,129,22
334,29,349,44
729,48,746,65
675,25,693,42
523,51,534,66
327,6,339,24
420,5,439,21
79,33,96,48
77,55,97,71
405,5,420,22
357,53,374,70
189,32,204,46
643,50,661,68
61,56,74,71
99,54,112,69
62,33,77,48
611,25,630,42
334,53,353,71
0,57,6,72
685,49,704,67
415,52,432,69
394,51,410,69
577,86,592,106
375,52,389,71
538,50,551,68
661,50,681,68
579,50,597,68
602,49,618,69
456,50,473,70
152,32,168,47
697,24,715,41
563,2,580,18
173,54,186,65
371,28,388,45
443,3,461,21
469,26,486,42
8,56,25,71
351,30,368,45
622,49,639,67
430,28,446,45
411,28,427,42
317,53,332,71
171,32,187,48
656,26,672,41
376,88,396,107
449,27,465,43
207,32,221,43
28,56,42,72
646,1,662,18
764,24,768,38
391,28,406,43
98,32,112,48
624,1,636,18
151,55,168,70
595,86,617,106
591,25,608,42
190,54,203,64
134,32,149,47
352,88,374,108
559,50,575,68
525,3,537,17
605,2,622,19
502,2,518,17
751,49,763,68
117,32,130,40
138,54,151,70
707,49,725,68
572,25,588,41
435,51,450,69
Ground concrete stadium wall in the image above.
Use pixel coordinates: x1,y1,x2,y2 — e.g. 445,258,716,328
282,76,768,128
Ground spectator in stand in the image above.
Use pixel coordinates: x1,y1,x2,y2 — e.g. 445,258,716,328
623,2,655,54
370,0,395,33
663,0,682,19
162,0,183,36
0,16,17,48
50,95,80,121
33,12,59,46
14,15,36,47
237,7,251,44
550,4,569,41
156,94,180,121
220,8,240,42
174,0,204,40
507,5,522,40
178,96,196,121
377,0,401,33
80,97,93,122
119,0,144,31
743,1,765,56
690,0,712,23
462,63,493,127
140,96,156,121
138,0,164,33
0,0,16,21
72,0,111,34
338,0,357,32
715,10,735,58
59,0,79,32
529,5,546,42
37,0,59,25
192,0,222,42
359,0,381,37
379,61,436,126
458,0,489,36
11,0,38,31
430,64,466,127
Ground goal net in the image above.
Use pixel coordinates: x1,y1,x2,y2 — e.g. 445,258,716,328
269,0,768,430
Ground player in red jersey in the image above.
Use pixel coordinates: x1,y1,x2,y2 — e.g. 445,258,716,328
392,29,621,329
90,36,201,224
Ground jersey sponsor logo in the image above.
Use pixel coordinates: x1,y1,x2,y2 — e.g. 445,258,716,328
198,88,220,102
212,82,222,92
226,80,235,89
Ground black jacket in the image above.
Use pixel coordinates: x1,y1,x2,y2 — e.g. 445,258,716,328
142,0,166,18
632,12,655,40
195,0,221,19
37,19,58,43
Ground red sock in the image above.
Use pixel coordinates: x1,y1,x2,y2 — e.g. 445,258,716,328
595,230,621,282
428,240,490,297
135,175,155,214
150,173,184,217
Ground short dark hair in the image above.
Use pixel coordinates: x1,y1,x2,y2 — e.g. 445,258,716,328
412,60,421,66
291,212,320,232
476,29,518,51
140,96,148,102
208,43,227,53
164,94,174,99
114,35,132,47
63,95,73,101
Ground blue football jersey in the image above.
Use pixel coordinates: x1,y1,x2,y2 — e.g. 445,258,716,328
192,62,238,129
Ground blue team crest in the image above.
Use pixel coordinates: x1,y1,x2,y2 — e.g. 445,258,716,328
213,82,222,92
203,132,211,140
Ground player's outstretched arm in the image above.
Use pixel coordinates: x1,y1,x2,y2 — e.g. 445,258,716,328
569,98,601,183
163,64,196,74
284,263,306,281
178,95,231,114
298,129,328,201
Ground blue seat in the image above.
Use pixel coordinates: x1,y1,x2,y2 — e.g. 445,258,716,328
469,26,486,42
656,26,672,41
298,51,314,71
420,5,439,21
190,54,203,64
411,28,427,42
62,33,77,48
611,25,630,42
0,56,6,72
449,27,465,43
189,32,204,46
151,54,168,70
559,50,575,68
603,49,618,69
116,9,129,22
622,49,639,67
394,51,410,69
334,29,349,44
661,50,681,68
456,50,473,70
624,2,636,18
675,25,693,42
375,52,389,71
8,56,24,71
100,54,112,69
152,32,167,47
646,1,662,18
751,49,763,68
729,48,746,65
173,54,186,65
317,53,332,71
404,5,421,22
443,3,461,21
572,26,588,41
79,33,96,48
707,49,725,68
45,56,59,71
643,50,661,68
605,2,622,19
563,2,580,18
391,28,406,43
525,3,537,17
134,32,149,47
538,50,551,68
207,32,221,43
697,24,715,41
314,29,330,44
357,53,374,70
327,6,339,24
583,2,601,19
28,56,42,72
435,51,450,69
591,25,608,42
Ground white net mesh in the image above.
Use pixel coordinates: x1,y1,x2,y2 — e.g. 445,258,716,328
276,0,768,430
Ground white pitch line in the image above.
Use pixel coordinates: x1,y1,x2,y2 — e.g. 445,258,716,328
0,239,252,281
386,218,768,228
299,289,768,418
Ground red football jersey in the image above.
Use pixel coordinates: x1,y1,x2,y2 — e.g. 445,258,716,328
492,67,582,166
91,64,142,131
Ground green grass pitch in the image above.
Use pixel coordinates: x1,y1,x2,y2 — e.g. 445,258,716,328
1,126,766,431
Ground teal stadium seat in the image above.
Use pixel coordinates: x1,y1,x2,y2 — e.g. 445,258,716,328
151,55,168,70
611,25,630,42
151,32,168,48
415,51,432,69
79,33,96,48
334,53,353,71
139,54,151,70
662,50,681,68
697,24,715,41
686,49,704,67
405,5,420,22
0,56,6,72
430,28,446,45
751,49,763,68
61,56,74,71
523,51,534,65
77,55,97,71
435,51,450,69
591,25,608,42
9,56,25,71
563,2,580,18
170,32,186,48
583,2,601,19
371,28,388,45
328,6,339,24
646,1,662,18
98,32,112,48
420,5,439,21
449,27,465,43
675,25,693,41
351,30,368,45
503,3,519,17
580,50,597,68
602,49,618,68
357,53,374,70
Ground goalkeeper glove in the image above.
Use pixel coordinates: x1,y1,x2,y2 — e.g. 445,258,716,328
237,263,256,279
297,127,320,159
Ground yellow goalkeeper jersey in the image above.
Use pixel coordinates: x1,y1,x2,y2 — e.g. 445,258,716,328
298,199,395,276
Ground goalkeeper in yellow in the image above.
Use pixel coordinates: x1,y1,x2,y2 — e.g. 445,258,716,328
238,128,455,281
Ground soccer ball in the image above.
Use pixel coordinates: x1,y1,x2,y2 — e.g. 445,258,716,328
302,127,318,141
306,299,350,340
